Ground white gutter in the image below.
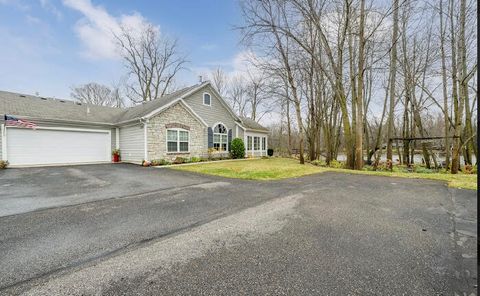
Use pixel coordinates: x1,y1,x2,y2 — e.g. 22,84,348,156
4,115,116,127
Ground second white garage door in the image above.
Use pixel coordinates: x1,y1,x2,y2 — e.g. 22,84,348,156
6,127,111,166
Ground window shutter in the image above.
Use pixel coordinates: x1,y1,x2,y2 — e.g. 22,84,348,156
228,129,233,151
208,127,213,148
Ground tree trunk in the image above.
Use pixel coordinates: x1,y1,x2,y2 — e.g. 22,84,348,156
354,0,366,170
450,0,464,174
439,0,451,169
386,0,399,162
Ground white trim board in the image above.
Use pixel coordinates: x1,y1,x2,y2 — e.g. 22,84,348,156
5,125,112,133
142,99,208,127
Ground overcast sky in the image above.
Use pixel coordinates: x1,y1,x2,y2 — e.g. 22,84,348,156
0,0,247,100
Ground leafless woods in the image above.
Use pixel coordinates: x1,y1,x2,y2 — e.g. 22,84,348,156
237,0,477,173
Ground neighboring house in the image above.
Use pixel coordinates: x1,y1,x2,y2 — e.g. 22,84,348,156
0,81,269,166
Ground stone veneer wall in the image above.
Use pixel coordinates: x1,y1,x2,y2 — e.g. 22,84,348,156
147,102,206,161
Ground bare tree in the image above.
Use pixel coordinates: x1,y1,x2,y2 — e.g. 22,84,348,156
235,0,476,171
210,68,229,97
228,75,249,117
386,0,399,164
245,69,271,121
354,0,366,169
439,0,450,168
70,82,123,107
115,24,187,103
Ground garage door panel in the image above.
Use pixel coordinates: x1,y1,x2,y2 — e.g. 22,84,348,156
6,128,110,166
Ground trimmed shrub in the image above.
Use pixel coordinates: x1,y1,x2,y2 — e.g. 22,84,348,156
189,157,201,163
267,148,274,157
151,159,170,166
0,160,8,169
230,138,245,159
173,157,186,164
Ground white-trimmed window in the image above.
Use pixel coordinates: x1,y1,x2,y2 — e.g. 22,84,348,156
213,123,228,151
167,129,189,152
203,93,211,106
247,136,252,150
262,137,266,150
254,137,260,151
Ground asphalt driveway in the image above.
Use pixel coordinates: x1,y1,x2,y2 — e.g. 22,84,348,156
0,163,211,217
0,165,477,295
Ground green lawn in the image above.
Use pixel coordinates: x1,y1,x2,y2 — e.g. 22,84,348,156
172,157,477,190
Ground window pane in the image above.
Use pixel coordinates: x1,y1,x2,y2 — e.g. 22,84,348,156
262,137,266,150
213,134,220,143
214,124,226,134
213,143,220,150
247,136,252,150
222,143,227,151
179,142,188,152
254,137,259,150
167,130,177,141
179,131,189,141
221,135,228,143
167,141,177,152
204,93,211,105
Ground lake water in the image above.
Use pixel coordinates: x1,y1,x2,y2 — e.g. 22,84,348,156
334,152,476,165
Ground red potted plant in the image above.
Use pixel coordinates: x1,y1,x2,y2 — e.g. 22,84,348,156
112,149,121,163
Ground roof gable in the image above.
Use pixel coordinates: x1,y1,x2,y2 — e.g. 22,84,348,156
147,99,208,127
114,84,201,124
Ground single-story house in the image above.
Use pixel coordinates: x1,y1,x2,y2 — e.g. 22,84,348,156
0,81,269,167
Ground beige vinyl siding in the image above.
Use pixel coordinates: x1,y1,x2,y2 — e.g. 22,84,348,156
119,124,145,163
236,125,244,141
182,85,239,147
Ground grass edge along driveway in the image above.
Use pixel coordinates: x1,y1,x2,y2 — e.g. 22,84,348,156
172,158,477,190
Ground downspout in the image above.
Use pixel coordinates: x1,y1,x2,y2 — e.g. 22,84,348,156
1,124,6,161
115,128,120,149
140,117,148,161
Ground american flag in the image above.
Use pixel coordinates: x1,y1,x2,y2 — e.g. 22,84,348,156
4,115,37,129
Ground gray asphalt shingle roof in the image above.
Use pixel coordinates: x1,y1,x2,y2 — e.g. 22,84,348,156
239,116,269,132
0,83,203,125
114,84,200,123
0,91,124,125
0,82,268,132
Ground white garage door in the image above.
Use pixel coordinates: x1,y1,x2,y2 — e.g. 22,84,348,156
6,127,111,166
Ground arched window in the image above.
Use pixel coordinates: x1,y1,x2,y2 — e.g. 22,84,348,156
203,93,211,106
213,123,228,151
